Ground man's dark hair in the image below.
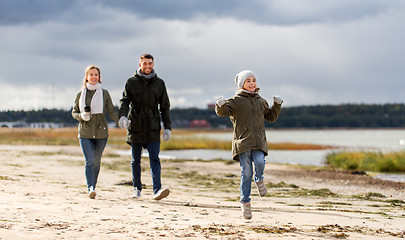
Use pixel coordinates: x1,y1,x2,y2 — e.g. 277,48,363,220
140,54,154,61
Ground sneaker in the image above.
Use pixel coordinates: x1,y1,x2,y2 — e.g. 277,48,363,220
241,202,252,219
153,187,170,200
255,180,267,197
88,186,96,199
131,188,141,198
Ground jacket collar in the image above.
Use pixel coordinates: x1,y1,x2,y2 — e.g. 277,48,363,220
236,89,260,98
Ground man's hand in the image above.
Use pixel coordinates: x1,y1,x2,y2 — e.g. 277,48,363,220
162,129,171,142
118,116,129,129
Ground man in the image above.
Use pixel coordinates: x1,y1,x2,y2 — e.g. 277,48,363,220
118,54,172,200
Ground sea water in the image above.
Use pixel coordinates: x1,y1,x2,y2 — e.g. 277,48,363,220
117,129,405,182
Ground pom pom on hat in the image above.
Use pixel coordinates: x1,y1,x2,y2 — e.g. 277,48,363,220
235,70,255,89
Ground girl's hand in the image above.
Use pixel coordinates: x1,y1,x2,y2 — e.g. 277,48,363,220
273,96,283,105
216,97,226,107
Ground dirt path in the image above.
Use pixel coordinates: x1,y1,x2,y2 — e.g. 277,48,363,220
0,145,404,239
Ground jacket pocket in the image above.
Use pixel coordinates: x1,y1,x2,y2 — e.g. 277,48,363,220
150,116,161,131
79,121,89,130
98,118,108,131
128,114,142,133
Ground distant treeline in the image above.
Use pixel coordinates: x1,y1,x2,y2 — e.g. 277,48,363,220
1,103,405,128
274,104,405,128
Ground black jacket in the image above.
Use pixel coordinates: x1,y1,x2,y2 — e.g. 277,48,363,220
119,72,171,144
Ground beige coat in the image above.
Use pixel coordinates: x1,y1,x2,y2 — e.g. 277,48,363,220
215,90,281,161
72,89,119,139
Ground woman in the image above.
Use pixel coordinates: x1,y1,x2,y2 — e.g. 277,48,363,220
72,65,119,199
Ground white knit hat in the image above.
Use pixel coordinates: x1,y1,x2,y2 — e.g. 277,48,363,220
235,70,255,89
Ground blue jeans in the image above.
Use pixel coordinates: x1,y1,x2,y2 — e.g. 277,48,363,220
79,138,108,190
239,150,266,204
131,142,162,195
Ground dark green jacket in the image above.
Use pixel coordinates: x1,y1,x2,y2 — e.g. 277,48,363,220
215,90,281,161
72,89,119,139
119,72,171,144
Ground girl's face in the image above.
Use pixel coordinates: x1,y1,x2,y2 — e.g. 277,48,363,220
243,76,257,92
86,68,100,85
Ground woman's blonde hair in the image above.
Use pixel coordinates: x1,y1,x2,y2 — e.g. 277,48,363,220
82,65,101,88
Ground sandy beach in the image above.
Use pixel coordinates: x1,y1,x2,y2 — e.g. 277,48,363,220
0,144,404,239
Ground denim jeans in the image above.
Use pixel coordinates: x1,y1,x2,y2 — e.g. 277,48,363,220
131,142,161,195
79,138,108,190
239,150,266,204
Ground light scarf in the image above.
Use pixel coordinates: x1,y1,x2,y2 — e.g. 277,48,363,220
237,88,260,95
79,82,103,115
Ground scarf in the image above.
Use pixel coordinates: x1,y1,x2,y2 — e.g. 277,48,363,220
79,82,103,115
237,87,260,95
136,68,156,80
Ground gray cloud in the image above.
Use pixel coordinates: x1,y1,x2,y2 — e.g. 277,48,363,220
91,0,405,25
0,0,77,25
0,0,405,110
2,0,403,26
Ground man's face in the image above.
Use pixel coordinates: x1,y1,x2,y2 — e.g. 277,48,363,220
139,58,154,75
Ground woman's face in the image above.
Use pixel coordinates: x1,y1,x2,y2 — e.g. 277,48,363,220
86,68,100,85
243,76,257,92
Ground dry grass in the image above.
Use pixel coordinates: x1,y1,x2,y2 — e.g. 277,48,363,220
0,127,79,145
0,127,334,150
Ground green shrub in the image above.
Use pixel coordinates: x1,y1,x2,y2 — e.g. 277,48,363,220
326,151,405,173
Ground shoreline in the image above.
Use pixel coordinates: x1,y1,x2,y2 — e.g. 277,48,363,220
0,144,404,239
116,147,405,183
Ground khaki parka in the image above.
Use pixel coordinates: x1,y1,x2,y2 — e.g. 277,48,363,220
72,89,119,139
119,72,171,144
215,90,281,161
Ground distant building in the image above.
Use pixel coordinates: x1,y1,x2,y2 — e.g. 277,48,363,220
207,104,215,110
172,119,191,128
30,122,64,128
0,121,28,128
190,119,211,128
0,121,64,128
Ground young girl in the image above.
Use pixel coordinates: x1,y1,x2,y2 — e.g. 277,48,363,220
72,65,119,199
215,70,283,219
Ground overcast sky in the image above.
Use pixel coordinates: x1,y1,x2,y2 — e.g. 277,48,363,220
1,0,404,110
